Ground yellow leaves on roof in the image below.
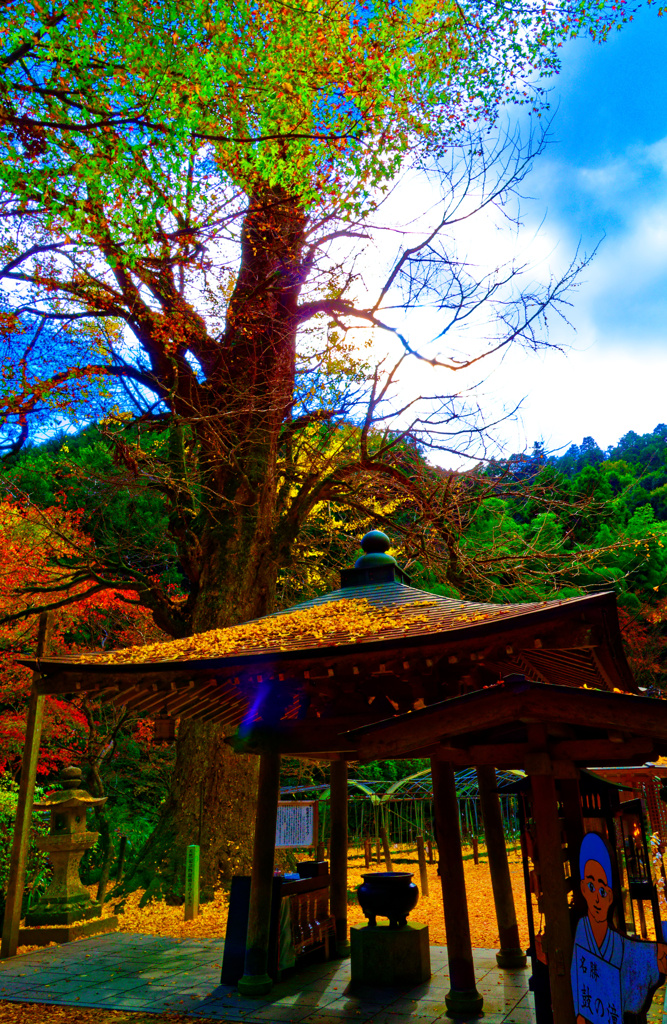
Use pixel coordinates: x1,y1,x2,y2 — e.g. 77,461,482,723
76,598,438,665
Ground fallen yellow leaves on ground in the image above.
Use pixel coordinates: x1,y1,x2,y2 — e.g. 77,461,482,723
8,843,665,1024
0,1005,220,1024
116,885,232,940
346,846,530,948
108,843,532,948
17,843,657,955
15,842,530,955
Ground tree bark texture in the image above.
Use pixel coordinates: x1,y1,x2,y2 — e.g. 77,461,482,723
186,187,308,634
125,720,258,901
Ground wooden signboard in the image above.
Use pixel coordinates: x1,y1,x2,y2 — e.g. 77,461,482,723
275,801,319,849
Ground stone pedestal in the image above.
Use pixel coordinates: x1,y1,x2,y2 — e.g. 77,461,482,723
18,914,118,947
350,922,431,988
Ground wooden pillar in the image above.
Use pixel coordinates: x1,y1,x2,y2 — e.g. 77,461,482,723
476,765,526,968
528,766,575,1024
559,777,587,925
558,779,584,855
329,759,348,950
238,748,280,996
379,825,393,871
416,835,429,897
1,612,50,961
431,758,483,1017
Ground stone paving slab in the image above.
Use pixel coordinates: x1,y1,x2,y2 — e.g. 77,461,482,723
0,933,536,1022
9,932,662,1024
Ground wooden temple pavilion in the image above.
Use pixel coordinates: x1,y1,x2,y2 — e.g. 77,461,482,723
4,531,667,1024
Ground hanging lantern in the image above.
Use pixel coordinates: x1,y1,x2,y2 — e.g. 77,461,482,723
152,712,177,744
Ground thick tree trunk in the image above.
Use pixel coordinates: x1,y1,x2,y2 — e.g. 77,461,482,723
122,186,308,902
121,544,272,902
125,720,259,901
192,505,283,633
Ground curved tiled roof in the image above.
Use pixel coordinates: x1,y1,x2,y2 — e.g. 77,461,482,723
23,579,635,739
28,583,603,672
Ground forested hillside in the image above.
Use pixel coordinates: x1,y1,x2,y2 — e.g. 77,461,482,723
0,421,665,890
473,424,667,691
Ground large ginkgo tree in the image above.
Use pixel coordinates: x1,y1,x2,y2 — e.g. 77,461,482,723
0,0,633,893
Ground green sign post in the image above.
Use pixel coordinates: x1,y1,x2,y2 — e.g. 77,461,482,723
185,844,200,921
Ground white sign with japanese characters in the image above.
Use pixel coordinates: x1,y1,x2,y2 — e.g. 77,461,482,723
275,801,317,848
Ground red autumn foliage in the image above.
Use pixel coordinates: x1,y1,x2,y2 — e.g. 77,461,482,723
0,500,165,776
617,605,667,691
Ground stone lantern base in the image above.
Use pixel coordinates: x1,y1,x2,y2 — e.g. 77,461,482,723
25,892,103,927
18,914,118,947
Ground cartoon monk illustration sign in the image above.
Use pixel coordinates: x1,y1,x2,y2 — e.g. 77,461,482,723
572,833,667,1024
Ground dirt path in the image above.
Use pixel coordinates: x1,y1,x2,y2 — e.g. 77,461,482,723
0,1007,222,1023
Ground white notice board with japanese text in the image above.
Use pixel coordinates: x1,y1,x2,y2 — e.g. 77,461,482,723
275,801,319,848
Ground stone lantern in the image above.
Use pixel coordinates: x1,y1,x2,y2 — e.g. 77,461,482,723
18,766,118,946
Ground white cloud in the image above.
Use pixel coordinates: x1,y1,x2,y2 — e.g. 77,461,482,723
495,337,667,456
310,99,667,468
577,159,641,201
643,137,667,174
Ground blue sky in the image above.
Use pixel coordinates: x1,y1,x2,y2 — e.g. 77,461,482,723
493,4,667,456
